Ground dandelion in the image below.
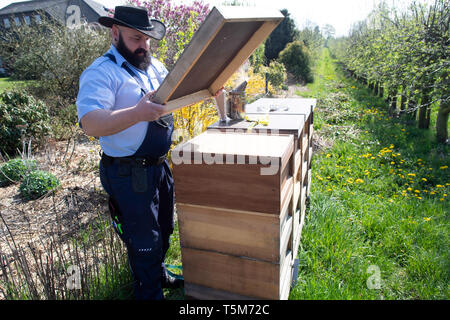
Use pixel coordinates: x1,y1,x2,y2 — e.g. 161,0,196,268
391,161,395,165
389,144,394,149
407,187,412,191
423,217,431,222
440,166,448,170
436,184,444,188
417,196,422,200
414,190,420,194
355,178,364,184
408,173,416,177
430,191,436,195
422,178,427,182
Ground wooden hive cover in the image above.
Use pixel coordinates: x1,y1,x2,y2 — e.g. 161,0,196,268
172,131,294,214
153,6,284,112
245,98,317,115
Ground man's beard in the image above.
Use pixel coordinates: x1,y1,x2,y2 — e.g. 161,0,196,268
116,32,151,71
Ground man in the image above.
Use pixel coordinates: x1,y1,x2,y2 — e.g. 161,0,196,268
76,5,181,300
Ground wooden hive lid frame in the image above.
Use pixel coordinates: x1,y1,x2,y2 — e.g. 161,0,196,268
153,6,284,113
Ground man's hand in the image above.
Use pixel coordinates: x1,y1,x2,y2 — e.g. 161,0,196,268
80,91,167,137
134,91,166,122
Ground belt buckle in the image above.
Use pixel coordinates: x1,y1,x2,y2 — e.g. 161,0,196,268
134,157,147,167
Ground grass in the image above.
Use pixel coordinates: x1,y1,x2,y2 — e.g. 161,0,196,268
0,77,29,92
290,48,449,299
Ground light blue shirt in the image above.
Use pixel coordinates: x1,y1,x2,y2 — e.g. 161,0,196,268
76,45,169,157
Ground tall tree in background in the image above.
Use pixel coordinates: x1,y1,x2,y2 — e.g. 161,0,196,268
264,9,298,62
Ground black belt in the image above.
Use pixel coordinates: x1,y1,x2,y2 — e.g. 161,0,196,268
101,152,166,167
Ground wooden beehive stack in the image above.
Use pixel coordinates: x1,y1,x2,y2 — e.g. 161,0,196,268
209,98,316,260
172,131,295,299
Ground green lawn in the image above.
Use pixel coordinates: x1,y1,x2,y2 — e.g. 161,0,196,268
0,77,29,92
290,49,449,299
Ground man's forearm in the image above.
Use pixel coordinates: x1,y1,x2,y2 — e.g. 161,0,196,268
80,107,140,137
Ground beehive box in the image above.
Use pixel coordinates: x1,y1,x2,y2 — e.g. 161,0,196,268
208,101,313,259
172,131,295,299
241,98,316,257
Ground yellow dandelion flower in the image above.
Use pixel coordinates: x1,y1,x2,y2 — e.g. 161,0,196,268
430,191,436,195
422,178,427,181
440,166,448,170
417,196,422,200
414,190,420,193
355,178,364,184
436,184,444,188
389,144,394,149
408,173,416,177
423,217,431,222
407,187,412,191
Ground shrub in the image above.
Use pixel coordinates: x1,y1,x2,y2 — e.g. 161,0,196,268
279,41,314,83
264,9,298,62
0,90,50,156
19,170,60,200
0,13,110,105
130,0,211,69
263,60,287,89
249,43,266,73
0,158,37,187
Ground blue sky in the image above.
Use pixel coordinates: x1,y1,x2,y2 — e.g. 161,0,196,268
0,0,434,37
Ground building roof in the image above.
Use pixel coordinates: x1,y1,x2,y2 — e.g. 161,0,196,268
0,0,110,21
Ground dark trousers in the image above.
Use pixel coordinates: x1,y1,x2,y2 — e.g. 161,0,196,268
99,159,174,300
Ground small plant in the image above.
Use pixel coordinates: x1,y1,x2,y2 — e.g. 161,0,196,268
0,158,37,187
19,170,60,200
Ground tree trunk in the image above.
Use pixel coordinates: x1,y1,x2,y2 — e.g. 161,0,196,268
373,82,379,95
418,104,427,129
418,91,431,129
390,95,397,113
379,85,384,98
436,101,449,143
399,91,406,112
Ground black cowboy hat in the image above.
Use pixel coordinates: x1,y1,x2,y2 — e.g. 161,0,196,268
98,5,166,40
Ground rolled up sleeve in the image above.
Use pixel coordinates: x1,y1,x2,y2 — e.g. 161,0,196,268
76,66,115,126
